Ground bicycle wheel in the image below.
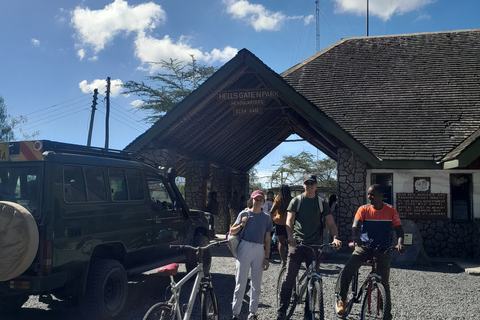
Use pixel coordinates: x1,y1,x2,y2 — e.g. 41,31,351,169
309,278,324,320
360,281,387,320
143,302,174,320
276,266,303,319
201,286,219,320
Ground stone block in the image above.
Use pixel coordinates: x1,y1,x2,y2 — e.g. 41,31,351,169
391,219,431,267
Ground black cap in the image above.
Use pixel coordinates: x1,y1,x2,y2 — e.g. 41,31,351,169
303,174,317,184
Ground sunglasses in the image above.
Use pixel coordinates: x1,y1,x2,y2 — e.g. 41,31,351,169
305,181,316,186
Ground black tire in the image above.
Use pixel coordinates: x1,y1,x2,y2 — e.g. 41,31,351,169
79,259,128,320
0,295,28,315
186,235,211,274
143,302,174,320
201,286,219,320
310,279,324,320
360,282,387,320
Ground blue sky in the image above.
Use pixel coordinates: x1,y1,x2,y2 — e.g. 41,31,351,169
1,0,479,185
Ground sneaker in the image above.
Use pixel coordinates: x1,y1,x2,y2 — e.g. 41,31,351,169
336,301,346,316
276,312,287,320
247,313,258,320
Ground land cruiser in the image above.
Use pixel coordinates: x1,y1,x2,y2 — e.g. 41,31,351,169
0,140,213,319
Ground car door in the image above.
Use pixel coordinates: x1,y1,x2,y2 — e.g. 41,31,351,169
147,175,186,258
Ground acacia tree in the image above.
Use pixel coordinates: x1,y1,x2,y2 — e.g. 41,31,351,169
122,55,217,122
269,151,337,188
0,96,39,142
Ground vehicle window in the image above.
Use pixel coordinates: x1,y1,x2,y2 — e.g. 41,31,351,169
64,165,87,202
109,168,128,201
0,166,39,216
148,178,174,210
126,169,144,200
85,166,107,201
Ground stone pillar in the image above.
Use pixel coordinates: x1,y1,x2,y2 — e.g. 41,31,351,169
337,148,367,240
184,159,205,210
138,142,177,169
211,167,233,234
232,173,249,205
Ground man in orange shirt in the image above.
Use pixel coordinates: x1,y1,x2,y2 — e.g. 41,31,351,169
336,184,405,320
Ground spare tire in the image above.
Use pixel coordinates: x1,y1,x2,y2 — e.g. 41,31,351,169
0,201,39,281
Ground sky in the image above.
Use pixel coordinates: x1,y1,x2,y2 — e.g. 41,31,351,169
1,0,479,186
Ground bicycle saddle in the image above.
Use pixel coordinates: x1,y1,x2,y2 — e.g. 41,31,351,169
157,263,179,276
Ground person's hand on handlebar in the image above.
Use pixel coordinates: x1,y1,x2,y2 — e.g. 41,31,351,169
332,236,342,250
396,243,405,254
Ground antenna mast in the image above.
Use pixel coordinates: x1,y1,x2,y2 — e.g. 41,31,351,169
315,0,320,52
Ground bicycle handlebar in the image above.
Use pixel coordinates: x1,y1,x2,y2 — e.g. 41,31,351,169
170,239,228,251
348,242,399,254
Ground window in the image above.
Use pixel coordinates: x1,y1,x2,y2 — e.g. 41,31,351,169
85,167,107,201
148,178,174,210
450,174,472,221
109,168,144,202
64,165,87,202
0,166,39,215
371,173,393,204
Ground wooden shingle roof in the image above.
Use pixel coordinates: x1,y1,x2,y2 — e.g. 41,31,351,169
282,29,480,168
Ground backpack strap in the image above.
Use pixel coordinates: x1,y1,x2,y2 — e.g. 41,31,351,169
296,194,324,213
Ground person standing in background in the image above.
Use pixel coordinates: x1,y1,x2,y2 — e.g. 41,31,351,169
262,191,274,214
269,185,292,265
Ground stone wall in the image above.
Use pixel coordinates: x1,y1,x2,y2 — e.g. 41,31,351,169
416,219,479,259
138,143,176,169
184,159,206,210
211,167,233,234
336,148,367,239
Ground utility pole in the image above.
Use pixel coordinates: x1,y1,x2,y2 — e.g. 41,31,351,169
315,0,320,52
105,77,110,149
366,0,369,36
87,89,98,147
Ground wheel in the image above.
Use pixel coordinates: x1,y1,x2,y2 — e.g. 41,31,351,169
143,302,174,320
79,259,128,320
201,286,219,320
309,279,324,320
276,265,305,319
334,269,355,317
0,201,39,281
186,235,211,274
360,281,387,320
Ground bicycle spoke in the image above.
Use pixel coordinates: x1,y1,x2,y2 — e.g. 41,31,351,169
143,302,174,320
361,282,387,320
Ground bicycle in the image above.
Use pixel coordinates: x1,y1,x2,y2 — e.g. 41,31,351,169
334,244,398,320
143,239,228,320
276,242,337,320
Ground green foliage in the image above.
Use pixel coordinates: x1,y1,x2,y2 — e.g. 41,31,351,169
248,164,263,192
270,151,337,188
0,96,39,142
122,55,217,123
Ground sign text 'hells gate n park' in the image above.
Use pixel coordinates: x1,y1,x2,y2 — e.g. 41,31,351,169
218,90,280,116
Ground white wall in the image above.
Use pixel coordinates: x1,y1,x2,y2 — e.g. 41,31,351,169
367,169,480,219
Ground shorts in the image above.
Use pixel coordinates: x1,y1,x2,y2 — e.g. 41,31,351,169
275,224,287,236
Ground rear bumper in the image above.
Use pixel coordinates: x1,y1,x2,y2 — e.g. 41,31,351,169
0,272,69,296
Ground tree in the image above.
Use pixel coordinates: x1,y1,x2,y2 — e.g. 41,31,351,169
248,164,263,193
122,55,217,122
0,95,39,142
269,151,337,188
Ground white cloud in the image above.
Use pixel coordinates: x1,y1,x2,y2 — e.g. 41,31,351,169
134,34,237,73
77,49,85,60
304,15,314,26
333,0,435,21
31,38,40,46
79,78,124,98
131,99,144,108
224,0,287,31
71,0,237,68
71,0,166,54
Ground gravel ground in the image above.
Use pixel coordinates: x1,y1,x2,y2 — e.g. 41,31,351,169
6,244,480,320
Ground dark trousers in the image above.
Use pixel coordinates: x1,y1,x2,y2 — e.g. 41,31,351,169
278,245,318,315
339,246,392,319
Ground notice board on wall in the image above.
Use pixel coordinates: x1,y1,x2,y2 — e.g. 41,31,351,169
396,192,447,219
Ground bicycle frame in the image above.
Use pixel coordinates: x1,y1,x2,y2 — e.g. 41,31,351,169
166,262,207,320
